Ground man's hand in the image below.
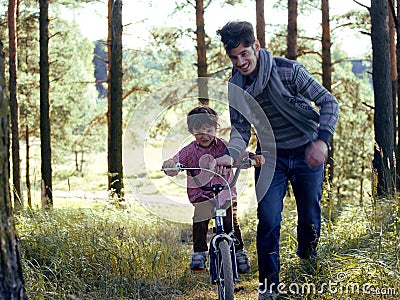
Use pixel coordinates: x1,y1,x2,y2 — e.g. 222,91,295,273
212,154,234,175
305,140,328,168
162,159,179,176
253,154,265,167
215,154,234,166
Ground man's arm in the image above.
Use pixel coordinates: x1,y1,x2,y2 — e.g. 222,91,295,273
291,64,339,167
224,106,252,164
291,64,339,147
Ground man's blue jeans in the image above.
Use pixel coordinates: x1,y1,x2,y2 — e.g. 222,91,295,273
255,153,324,289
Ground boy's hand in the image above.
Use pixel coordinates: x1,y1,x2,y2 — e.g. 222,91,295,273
162,159,179,176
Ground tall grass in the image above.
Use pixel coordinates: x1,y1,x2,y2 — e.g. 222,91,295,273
16,192,399,299
16,206,196,299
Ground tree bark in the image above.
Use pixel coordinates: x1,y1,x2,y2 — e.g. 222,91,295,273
8,0,22,207
388,0,397,145
39,0,52,207
286,0,297,59
371,0,395,196
107,0,113,190
196,0,209,105
108,0,124,200
321,0,332,95
256,0,266,48
25,125,31,208
321,0,335,182
0,37,27,300
396,0,400,186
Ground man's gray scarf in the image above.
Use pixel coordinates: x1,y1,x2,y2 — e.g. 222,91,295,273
228,49,319,142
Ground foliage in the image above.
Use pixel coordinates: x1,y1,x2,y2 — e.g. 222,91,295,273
0,1,102,159
47,18,100,159
331,50,374,205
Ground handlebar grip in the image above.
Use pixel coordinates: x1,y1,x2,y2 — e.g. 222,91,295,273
161,163,183,172
239,157,256,168
248,158,255,167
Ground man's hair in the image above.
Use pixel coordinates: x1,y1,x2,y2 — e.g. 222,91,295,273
187,106,219,133
216,21,256,53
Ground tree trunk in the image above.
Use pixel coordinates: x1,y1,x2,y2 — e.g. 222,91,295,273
108,0,124,200
0,37,27,300
25,125,31,208
388,0,397,147
107,0,113,190
8,0,22,207
371,0,395,196
396,0,400,186
286,0,297,59
196,0,209,105
321,0,335,182
39,0,52,207
256,0,266,48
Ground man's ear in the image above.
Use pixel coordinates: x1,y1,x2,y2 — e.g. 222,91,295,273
254,39,261,52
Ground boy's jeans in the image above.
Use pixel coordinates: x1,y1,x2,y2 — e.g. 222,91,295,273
255,153,324,289
192,198,244,253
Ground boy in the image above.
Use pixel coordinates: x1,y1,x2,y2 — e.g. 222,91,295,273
162,105,263,273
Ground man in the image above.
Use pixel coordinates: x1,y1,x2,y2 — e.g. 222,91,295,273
215,21,339,299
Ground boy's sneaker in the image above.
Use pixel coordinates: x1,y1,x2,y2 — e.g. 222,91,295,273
190,251,207,272
235,249,251,274
258,290,278,300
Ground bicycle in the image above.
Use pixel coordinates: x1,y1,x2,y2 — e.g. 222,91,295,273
162,157,255,300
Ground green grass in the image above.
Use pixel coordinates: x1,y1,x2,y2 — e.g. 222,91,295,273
17,206,195,299
15,194,400,299
15,149,400,299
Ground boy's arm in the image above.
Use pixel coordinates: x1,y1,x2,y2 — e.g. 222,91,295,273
163,143,192,176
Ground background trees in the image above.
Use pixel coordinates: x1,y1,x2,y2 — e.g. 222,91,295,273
0,0,399,298
0,0,391,202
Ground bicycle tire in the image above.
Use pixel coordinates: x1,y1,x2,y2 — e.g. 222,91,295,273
217,239,235,300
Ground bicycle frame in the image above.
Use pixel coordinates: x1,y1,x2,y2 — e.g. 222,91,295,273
208,189,239,284
162,157,254,299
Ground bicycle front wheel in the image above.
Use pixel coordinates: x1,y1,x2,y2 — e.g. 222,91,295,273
216,239,234,300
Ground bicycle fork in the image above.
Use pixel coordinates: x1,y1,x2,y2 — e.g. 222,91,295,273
209,216,239,284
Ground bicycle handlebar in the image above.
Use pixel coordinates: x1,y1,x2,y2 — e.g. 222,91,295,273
161,157,255,193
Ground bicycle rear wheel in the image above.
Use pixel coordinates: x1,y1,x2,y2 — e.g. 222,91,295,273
216,239,234,300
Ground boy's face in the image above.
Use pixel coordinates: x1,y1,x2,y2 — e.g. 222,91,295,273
192,125,216,148
227,40,260,77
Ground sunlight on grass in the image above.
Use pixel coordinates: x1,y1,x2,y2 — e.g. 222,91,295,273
15,193,400,299
15,146,400,299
